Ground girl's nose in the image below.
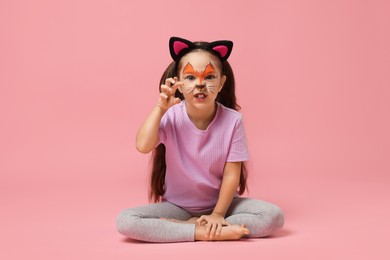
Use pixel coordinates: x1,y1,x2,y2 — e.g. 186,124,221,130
195,84,206,89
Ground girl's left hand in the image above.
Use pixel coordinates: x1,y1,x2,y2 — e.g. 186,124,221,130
197,213,230,239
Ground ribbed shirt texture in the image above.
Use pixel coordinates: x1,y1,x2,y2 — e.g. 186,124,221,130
158,101,249,212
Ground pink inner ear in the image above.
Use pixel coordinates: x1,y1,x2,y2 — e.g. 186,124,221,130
173,41,189,55
212,46,228,57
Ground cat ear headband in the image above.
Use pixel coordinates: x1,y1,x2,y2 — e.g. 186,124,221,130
169,36,233,62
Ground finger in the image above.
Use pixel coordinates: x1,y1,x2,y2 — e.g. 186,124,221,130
196,216,205,225
161,82,181,96
170,81,183,93
205,223,212,238
171,76,182,86
160,92,168,99
162,79,175,94
160,85,172,95
197,218,208,227
165,78,175,87
216,223,222,237
210,223,217,238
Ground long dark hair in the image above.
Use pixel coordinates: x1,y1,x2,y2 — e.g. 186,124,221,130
149,42,248,203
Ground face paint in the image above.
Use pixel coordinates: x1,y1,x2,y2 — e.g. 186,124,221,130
184,83,219,95
205,84,219,94
183,62,216,85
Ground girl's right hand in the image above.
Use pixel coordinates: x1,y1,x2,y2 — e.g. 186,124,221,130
158,77,183,111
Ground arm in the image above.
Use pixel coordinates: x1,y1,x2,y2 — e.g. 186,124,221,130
135,105,166,153
213,161,241,216
197,161,242,238
135,78,182,154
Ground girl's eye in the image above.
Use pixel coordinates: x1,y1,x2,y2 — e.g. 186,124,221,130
205,75,216,80
185,75,195,80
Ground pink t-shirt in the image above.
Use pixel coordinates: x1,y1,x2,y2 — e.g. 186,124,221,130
158,101,249,212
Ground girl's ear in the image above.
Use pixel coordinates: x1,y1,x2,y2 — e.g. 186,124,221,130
208,41,233,61
219,75,227,92
169,37,194,61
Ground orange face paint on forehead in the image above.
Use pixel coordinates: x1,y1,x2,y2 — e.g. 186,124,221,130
183,63,216,85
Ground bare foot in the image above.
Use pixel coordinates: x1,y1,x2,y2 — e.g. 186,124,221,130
195,224,250,241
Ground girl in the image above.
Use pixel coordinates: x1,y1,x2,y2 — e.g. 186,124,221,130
117,37,284,242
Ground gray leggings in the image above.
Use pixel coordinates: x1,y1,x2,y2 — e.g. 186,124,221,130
116,197,284,243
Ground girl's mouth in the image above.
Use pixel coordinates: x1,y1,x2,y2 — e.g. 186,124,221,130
194,93,207,100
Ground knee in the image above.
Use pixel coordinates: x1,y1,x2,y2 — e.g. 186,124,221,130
254,203,284,237
268,204,284,231
116,209,138,236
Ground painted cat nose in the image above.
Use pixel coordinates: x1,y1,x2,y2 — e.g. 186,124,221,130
195,84,206,89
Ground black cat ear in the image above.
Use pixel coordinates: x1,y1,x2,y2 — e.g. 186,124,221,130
169,37,233,62
207,40,233,61
169,37,195,61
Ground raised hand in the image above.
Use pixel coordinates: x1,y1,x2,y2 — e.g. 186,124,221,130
158,77,183,111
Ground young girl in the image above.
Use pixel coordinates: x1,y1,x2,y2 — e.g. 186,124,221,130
117,37,284,242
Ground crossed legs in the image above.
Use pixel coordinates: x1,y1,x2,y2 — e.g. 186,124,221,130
116,197,284,243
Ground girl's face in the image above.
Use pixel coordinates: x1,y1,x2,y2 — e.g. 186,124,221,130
178,51,226,107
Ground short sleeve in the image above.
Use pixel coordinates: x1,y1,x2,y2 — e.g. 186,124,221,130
226,115,250,162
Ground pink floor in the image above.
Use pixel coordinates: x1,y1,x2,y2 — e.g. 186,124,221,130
1,157,389,259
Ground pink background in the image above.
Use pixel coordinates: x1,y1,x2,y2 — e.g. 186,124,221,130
1,0,389,259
